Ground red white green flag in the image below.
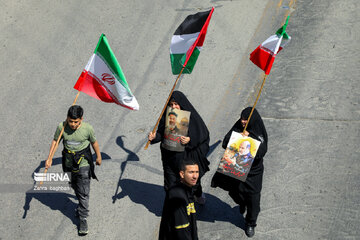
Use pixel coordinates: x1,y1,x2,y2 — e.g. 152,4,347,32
74,34,139,110
170,7,214,74
250,16,291,75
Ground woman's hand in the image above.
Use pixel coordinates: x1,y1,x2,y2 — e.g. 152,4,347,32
148,132,156,141
180,136,190,145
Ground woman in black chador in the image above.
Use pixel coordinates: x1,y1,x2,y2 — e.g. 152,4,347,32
211,107,268,238
148,91,210,202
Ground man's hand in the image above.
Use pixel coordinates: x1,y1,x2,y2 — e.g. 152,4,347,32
91,141,101,166
45,140,57,169
45,158,52,169
96,157,102,166
148,132,156,141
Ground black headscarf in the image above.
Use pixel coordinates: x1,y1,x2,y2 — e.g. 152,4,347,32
211,107,268,193
222,107,268,160
155,91,210,176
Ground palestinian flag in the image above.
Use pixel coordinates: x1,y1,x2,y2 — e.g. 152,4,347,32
74,34,139,110
250,16,291,75
170,7,214,74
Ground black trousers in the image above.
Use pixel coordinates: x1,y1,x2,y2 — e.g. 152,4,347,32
229,190,261,227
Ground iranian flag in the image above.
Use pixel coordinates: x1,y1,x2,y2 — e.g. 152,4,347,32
170,7,214,74
74,34,139,110
250,16,291,75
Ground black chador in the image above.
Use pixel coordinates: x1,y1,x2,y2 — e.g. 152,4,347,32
159,182,198,240
211,107,268,227
151,91,210,196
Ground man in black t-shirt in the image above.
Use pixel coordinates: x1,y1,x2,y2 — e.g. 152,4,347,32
159,158,199,240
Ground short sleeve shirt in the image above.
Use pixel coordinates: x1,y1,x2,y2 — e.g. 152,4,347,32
54,121,96,168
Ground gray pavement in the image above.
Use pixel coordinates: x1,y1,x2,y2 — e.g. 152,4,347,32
0,0,359,239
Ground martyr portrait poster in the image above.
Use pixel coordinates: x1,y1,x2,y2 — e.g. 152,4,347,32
216,131,261,182
161,106,191,152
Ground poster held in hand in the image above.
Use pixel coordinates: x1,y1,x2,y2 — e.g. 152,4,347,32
216,131,260,182
161,107,191,152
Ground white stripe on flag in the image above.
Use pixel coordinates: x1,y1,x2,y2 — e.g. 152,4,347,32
170,32,200,54
86,54,138,109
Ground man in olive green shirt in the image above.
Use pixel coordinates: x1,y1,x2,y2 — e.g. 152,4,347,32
45,105,101,235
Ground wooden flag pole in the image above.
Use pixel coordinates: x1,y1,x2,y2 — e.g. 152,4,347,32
244,14,293,134
243,74,268,134
144,67,186,150
40,91,81,185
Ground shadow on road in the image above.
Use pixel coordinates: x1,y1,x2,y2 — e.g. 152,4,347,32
207,140,222,157
112,178,165,216
22,157,78,225
115,136,140,180
112,136,143,203
111,137,241,227
196,192,245,229
23,190,78,224
111,178,244,229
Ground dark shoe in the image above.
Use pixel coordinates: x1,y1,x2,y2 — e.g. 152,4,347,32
79,217,88,235
245,225,255,238
75,209,79,218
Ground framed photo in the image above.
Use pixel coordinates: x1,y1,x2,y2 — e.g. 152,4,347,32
161,106,191,152
216,131,261,182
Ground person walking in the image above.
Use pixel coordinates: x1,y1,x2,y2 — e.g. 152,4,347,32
211,107,268,238
148,91,210,203
45,105,101,235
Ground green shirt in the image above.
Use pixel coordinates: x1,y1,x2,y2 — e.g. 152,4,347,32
54,121,96,168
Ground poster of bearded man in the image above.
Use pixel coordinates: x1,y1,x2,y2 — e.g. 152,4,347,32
162,107,191,152
217,131,260,182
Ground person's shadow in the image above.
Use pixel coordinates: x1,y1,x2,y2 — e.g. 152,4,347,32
112,136,167,215
195,192,246,229
112,178,244,227
207,140,222,157
23,152,112,227
116,136,140,180
22,157,79,226
112,136,142,203
111,137,243,228
114,178,165,216
112,136,164,203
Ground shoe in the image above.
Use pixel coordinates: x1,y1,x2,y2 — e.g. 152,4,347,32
75,209,79,218
239,205,246,215
78,217,88,235
245,225,255,238
195,193,206,205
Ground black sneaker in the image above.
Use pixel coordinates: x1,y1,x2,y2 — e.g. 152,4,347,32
79,217,88,235
245,225,255,238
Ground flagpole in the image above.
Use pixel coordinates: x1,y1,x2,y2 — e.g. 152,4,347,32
244,26,281,132
244,15,291,134
144,67,186,150
243,74,268,134
40,91,81,185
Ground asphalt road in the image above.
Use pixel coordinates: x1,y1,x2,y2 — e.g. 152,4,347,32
0,0,359,239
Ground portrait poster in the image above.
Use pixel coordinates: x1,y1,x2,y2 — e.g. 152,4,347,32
161,106,191,152
216,131,261,182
